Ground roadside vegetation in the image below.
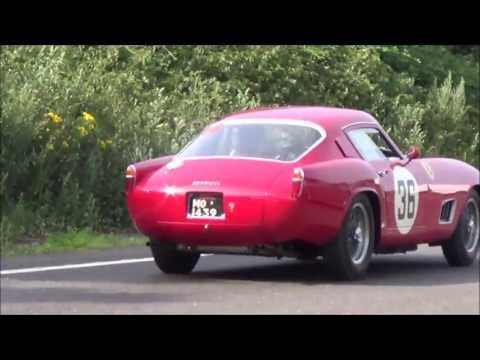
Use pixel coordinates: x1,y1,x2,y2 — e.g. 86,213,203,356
1,45,479,255
2,229,146,257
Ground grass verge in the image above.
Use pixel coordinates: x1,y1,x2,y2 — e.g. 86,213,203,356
1,229,147,257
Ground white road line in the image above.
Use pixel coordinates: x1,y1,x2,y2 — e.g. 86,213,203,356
0,258,154,275
1,254,212,275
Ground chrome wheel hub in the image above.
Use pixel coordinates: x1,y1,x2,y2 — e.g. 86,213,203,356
464,199,479,253
348,203,370,265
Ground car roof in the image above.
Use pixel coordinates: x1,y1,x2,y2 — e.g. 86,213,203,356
222,106,378,132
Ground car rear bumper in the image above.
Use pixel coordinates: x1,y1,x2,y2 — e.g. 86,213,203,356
128,188,343,247
150,221,277,246
132,211,340,248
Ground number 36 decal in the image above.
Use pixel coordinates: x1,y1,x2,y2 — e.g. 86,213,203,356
397,179,415,220
393,167,419,234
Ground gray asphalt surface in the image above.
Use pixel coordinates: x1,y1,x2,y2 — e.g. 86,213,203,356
1,245,479,314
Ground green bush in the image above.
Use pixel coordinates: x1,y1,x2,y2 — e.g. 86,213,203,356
1,45,478,246
0,45,259,245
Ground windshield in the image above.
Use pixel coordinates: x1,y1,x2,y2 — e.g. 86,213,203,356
178,121,324,162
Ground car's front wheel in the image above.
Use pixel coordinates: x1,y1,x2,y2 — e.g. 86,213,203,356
442,191,480,267
323,194,375,280
150,240,200,274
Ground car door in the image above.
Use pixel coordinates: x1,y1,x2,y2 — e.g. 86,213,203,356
345,126,431,246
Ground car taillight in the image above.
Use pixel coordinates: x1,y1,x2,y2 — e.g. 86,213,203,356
291,168,304,199
125,165,136,192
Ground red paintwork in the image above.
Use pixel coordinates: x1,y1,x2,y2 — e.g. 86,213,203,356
126,106,480,251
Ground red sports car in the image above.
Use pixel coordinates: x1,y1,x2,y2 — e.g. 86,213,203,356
126,106,480,280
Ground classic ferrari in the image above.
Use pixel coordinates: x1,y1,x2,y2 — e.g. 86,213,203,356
126,106,480,280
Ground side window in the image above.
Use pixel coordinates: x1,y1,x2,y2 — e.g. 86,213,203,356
348,128,399,161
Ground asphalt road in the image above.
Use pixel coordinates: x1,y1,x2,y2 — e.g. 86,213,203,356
1,245,479,314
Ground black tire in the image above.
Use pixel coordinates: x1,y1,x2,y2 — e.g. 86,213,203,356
323,194,375,281
150,240,200,274
442,191,480,267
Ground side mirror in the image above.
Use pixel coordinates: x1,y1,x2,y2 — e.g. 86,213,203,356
406,146,421,160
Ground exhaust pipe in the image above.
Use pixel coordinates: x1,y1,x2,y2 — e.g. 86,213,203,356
177,244,301,259
178,244,252,256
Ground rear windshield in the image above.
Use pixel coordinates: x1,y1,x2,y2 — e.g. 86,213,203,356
178,121,324,162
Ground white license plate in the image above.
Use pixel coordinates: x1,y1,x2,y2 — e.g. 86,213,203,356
187,194,225,219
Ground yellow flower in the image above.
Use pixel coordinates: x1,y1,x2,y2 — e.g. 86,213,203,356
47,143,55,151
77,126,89,137
82,112,96,123
47,112,63,125
97,139,113,150
62,141,69,149
82,112,96,131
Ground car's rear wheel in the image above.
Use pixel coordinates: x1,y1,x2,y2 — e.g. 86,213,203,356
442,192,480,267
323,194,375,280
150,240,200,274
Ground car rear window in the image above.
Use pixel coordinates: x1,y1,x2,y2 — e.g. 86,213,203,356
178,121,324,162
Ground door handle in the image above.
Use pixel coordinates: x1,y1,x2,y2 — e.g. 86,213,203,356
377,170,389,177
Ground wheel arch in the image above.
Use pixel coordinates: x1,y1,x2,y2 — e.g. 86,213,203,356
361,190,382,250
303,158,383,247
346,187,382,250
448,185,480,235
472,185,480,199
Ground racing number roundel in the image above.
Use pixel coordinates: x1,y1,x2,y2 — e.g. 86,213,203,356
393,167,419,234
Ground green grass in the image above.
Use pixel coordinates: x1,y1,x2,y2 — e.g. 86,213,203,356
1,229,147,257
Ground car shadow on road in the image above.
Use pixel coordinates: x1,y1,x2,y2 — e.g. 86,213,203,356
191,255,480,287
3,254,478,288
